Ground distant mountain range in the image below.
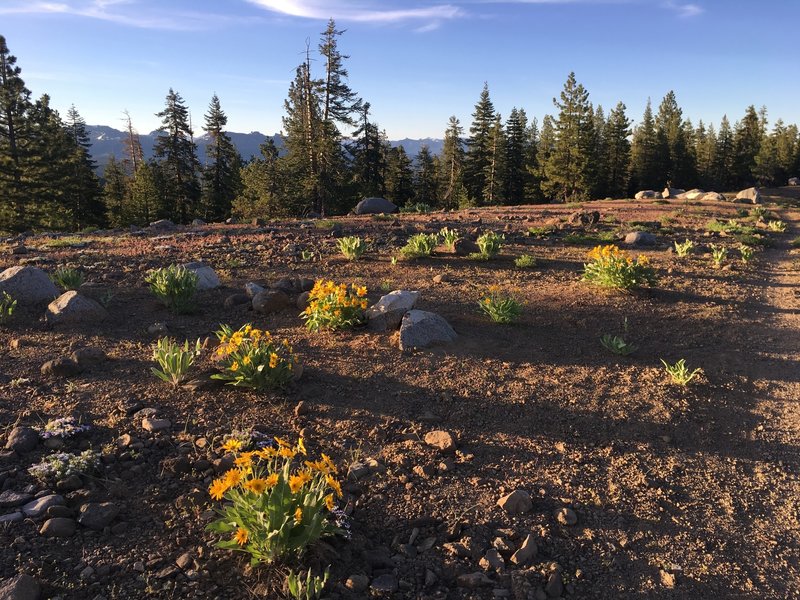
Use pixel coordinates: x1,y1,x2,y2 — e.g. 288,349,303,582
86,125,444,169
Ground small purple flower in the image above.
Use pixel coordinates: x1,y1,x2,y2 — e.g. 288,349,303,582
39,417,91,440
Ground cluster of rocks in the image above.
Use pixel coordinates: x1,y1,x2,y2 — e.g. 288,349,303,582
366,289,457,351
634,187,762,204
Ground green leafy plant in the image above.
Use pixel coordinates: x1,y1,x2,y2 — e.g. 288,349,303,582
739,244,755,264
400,202,433,214
28,450,97,483
301,280,368,332
212,324,299,391
300,249,316,262
51,267,85,291
478,286,522,323
314,220,337,229
600,334,638,356
151,337,202,387
563,231,617,245
582,245,657,290
673,239,694,258
145,265,198,314
439,227,460,251
475,231,504,259
710,244,728,268
207,437,345,565
767,219,787,232
399,233,438,259
661,359,703,386
514,254,537,268
750,206,768,221
337,236,367,261
287,567,330,600
527,225,555,237
0,291,17,324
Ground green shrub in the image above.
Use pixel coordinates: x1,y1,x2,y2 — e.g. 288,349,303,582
0,291,16,324
439,227,460,251
287,567,330,600
399,233,438,259
478,287,522,324
337,236,367,261
212,324,299,391
673,239,694,257
207,438,344,565
661,358,702,386
145,265,198,314
582,245,657,290
739,244,755,264
514,254,537,268
51,267,84,291
710,244,728,268
151,337,201,387
476,231,504,259
767,219,787,232
600,334,637,356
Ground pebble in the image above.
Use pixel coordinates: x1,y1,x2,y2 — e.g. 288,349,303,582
0,490,33,508
0,511,23,523
554,507,578,526
510,534,538,566
370,574,398,593
423,430,457,453
545,572,563,597
22,494,65,518
0,574,40,599
142,417,171,433
4,427,39,454
457,572,493,588
78,502,119,530
480,548,505,571
345,574,369,593
497,490,533,515
40,517,76,538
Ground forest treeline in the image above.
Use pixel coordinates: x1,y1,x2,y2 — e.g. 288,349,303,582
1,24,799,233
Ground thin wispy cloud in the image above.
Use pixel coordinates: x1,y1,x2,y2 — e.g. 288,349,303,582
0,0,249,31
663,1,704,18
245,1,464,25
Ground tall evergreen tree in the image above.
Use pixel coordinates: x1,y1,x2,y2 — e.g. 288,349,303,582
232,138,286,219
127,161,161,226
463,83,497,205
153,88,200,222
592,105,608,197
385,145,414,207
484,113,506,205
629,99,660,193
439,116,466,209
654,91,695,188
733,105,763,187
604,102,631,198
122,110,143,175
413,145,438,205
541,72,596,202
103,156,129,227
200,94,242,221
713,116,736,190
348,102,385,197
695,121,717,189
523,117,542,202
64,105,104,227
504,108,528,204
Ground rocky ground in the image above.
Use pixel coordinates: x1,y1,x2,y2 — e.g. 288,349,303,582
0,189,799,600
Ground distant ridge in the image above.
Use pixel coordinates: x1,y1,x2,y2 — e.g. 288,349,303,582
86,125,444,169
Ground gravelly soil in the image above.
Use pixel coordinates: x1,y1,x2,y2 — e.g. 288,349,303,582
0,190,798,600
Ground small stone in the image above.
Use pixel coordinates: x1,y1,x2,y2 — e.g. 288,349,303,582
55,474,83,492
413,464,435,479
70,347,106,370
0,573,40,600
40,517,76,538
554,507,577,526
77,502,119,530
0,511,23,524
147,322,168,336
244,282,265,298
345,574,369,593
348,462,371,480
294,401,308,416
457,572,493,588
660,570,676,588
424,430,457,453
251,290,290,314
46,291,108,326
175,552,193,570
223,293,250,308
0,490,33,508
296,291,310,310
433,273,451,283
545,573,563,597
22,494,64,518
370,574,398,593
40,357,83,379
79,566,94,580
479,548,505,571
142,417,171,433
510,534,538,566
46,505,73,519
497,490,533,515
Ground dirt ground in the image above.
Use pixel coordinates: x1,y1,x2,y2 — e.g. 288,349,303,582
0,189,798,599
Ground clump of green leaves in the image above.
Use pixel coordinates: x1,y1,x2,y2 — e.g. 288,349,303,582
51,267,84,291
401,202,433,214
527,225,555,237
582,245,657,290
600,334,637,356
710,244,728,268
475,231,504,259
399,233,439,259
212,324,299,391
287,567,330,600
28,450,97,484
145,265,198,314
673,239,694,258
514,254,537,268
337,236,366,261
478,287,522,324
439,227,460,251
0,291,16,324
151,337,202,387
767,219,787,233
739,244,755,264
661,359,703,386
750,206,768,221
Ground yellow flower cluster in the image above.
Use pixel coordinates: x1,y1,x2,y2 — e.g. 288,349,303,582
586,244,651,267
215,325,277,358
302,280,369,331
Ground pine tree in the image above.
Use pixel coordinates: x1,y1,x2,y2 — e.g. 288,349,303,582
773,120,799,183
541,72,596,202
64,105,104,227
504,108,529,204
385,145,414,207
733,105,763,187
484,113,506,205
463,83,496,205
200,94,242,221
103,156,129,227
654,91,695,188
534,115,555,195
629,99,660,193
695,121,717,189
713,116,736,190
348,102,385,197
232,138,286,219
523,117,542,202
439,116,466,209
413,146,438,206
153,88,200,222
0,35,33,230
122,110,143,176
592,105,607,197
128,161,161,225
604,102,631,198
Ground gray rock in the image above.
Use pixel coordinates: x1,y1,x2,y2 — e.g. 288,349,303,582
567,210,600,226
181,262,220,291
5,427,38,453
424,430,457,453
22,494,64,518
142,417,171,433
345,574,369,593
147,322,168,336
702,192,726,201
623,231,656,246
634,190,662,200
46,291,108,326
554,507,578,525
545,572,564,597
354,197,398,215
191,218,206,226
662,187,685,199
510,534,538,565
0,511,23,524
453,238,480,256
223,293,250,308
479,548,505,571
149,219,175,230
456,572,493,588
0,490,33,508
41,357,83,378
399,310,457,351
70,347,106,370
736,187,762,204
252,290,290,314
370,574,398,593
497,490,532,515
367,290,419,332
676,188,704,200
789,177,800,186
78,502,119,530
0,265,59,305
296,291,310,310
0,574,40,600
244,282,265,298
40,517,76,538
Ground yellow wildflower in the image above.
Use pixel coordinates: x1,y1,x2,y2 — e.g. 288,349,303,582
256,447,277,459
269,352,279,369
294,507,303,524
326,475,343,498
234,452,254,468
279,447,296,459
289,470,311,493
209,478,229,501
230,361,239,372
221,438,242,453
275,437,291,448
223,468,244,488
243,478,268,494
234,527,248,546
325,493,335,511
264,473,279,488
242,355,251,366
356,286,367,297
297,438,307,456
321,453,338,474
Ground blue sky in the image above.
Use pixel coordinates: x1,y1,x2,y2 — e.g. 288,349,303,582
2,0,798,139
